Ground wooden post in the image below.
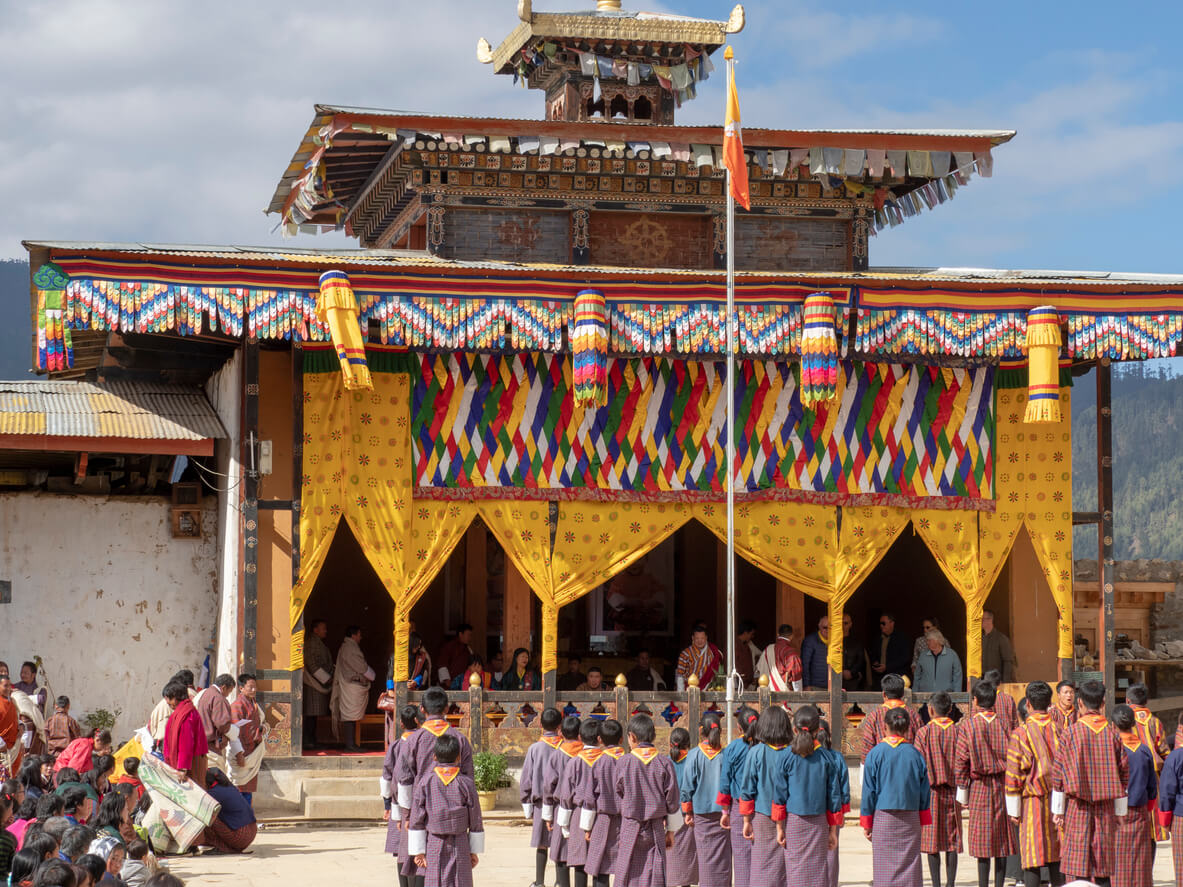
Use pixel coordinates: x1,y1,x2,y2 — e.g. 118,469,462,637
687,676,701,734
614,673,629,723
242,338,260,672
829,667,844,750
758,679,771,712
289,344,304,755
465,525,488,657
775,582,805,640
1097,360,1116,707
468,675,484,752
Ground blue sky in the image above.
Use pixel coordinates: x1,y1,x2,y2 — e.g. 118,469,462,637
2,0,1182,276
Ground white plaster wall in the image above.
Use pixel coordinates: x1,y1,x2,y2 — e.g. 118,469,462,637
0,493,218,737
205,350,242,678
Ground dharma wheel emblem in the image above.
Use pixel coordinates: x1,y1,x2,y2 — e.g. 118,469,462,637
622,217,672,265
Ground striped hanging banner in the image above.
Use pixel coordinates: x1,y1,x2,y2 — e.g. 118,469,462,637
572,289,608,407
799,292,839,405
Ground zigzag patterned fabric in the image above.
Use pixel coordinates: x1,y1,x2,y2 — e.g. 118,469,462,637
411,354,995,507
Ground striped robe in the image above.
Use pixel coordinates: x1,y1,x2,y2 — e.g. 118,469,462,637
915,716,962,854
1004,711,1061,869
520,733,562,849
861,700,924,763
1051,712,1130,881
408,766,484,887
1131,705,1170,842
1114,737,1155,887
558,746,602,869
394,720,473,877
382,728,416,856
544,739,584,865
1049,700,1079,733
614,745,681,887
955,709,1018,858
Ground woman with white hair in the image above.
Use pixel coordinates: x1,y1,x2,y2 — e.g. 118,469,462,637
913,629,963,693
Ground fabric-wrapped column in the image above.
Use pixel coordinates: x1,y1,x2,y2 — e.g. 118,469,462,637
317,270,372,391
572,289,609,407
1023,306,1062,423
799,292,839,406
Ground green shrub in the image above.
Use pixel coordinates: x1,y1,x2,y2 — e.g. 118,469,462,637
81,708,121,735
472,751,509,792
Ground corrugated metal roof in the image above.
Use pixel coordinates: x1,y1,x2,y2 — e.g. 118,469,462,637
0,379,226,442
23,241,1183,287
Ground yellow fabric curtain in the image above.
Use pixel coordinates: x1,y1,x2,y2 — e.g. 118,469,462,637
392,501,476,681
1009,386,1075,659
290,373,348,668
692,500,836,601
826,506,910,671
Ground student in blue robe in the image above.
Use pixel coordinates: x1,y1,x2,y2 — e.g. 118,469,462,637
861,707,932,887
738,706,794,887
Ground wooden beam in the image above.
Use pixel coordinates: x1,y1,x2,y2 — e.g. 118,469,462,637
0,435,214,457
464,524,488,657
504,560,533,666
73,452,88,485
1097,361,1115,704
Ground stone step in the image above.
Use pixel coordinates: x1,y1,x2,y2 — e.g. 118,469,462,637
303,794,386,820
302,775,381,797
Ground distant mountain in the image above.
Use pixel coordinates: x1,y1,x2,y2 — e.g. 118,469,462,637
0,260,33,380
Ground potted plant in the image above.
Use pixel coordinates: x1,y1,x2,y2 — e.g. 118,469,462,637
472,751,509,811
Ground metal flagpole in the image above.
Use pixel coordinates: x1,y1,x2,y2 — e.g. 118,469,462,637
724,51,737,746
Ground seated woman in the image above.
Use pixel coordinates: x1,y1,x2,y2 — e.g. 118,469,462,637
200,768,257,854
496,648,540,691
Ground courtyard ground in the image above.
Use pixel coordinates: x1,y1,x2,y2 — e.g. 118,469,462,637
167,815,1178,886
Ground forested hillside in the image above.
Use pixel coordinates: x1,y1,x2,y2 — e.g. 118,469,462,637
0,260,31,380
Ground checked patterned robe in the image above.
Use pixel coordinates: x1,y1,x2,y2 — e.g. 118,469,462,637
1004,710,1061,869
861,700,924,764
955,710,1018,859
915,716,962,854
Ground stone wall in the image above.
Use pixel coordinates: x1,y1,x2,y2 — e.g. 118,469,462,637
439,207,570,264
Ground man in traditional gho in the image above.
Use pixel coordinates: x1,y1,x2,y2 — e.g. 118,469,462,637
44,696,81,761
194,673,235,769
1155,712,1183,887
542,715,584,887
555,720,600,887
679,712,730,887
956,680,1018,887
381,704,421,881
979,670,1019,735
715,706,759,887
613,713,681,887
1004,681,1062,887
580,718,627,887
914,691,962,887
161,680,207,785
861,674,925,764
331,625,372,752
0,676,22,776
408,733,484,887
755,624,804,692
1049,680,1079,732
229,673,263,806
301,619,333,749
860,707,932,887
738,706,794,887
1110,704,1156,887
520,707,563,887
395,687,473,887
1051,680,1130,885
675,623,723,691
1126,682,1170,843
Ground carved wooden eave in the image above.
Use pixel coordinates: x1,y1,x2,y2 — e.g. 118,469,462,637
480,5,745,73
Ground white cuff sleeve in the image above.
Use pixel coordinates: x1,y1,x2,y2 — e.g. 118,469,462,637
397,783,412,810
666,811,683,832
1114,796,1128,816
557,806,573,828
469,831,485,854
561,827,570,839
541,803,554,822
1005,795,1021,818
439,667,451,683
391,804,403,821
408,830,427,856
792,680,803,691
522,803,534,819
955,787,968,806
1051,791,1065,815
380,777,392,800
579,807,596,832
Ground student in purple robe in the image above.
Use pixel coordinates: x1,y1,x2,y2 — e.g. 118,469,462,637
860,706,932,887
520,707,563,887
381,704,421,877
716,705,759,887
614,713,681,887
816,718,850,887
557,719,602,887
408,732,483,887
679,711,731,887
543,715,584,887
395,687,474,887
739,705,794,887
581,718,626,887
769,705,844,887
665,727,697,887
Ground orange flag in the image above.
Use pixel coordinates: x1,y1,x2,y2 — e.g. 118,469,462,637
722,46,751,211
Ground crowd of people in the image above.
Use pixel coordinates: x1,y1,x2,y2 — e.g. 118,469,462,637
0,658,266,887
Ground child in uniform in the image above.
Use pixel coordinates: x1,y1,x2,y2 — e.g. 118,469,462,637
557,719,601,887
1156,712,1183,887
581,719,626,887
769,705,843,887
381,704,421,884
408,733,483,887
1127,683,1170,844
1003,681,1062,887
914,691,962,887
861,674,925,763
614,713,681,887
956,681,1018,887
1111,703,1156,887
716,705,758,887
816,718,850,887
860,707,932,887
679,712,730,887
543,715,584,887
521,707,563,887
738,705,794,887
665,727,697,887
1050,681,1078,732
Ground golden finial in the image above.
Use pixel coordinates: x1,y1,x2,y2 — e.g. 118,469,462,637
687,673,700,688
469,671,482,688
597,0,623,9
902,675,912,690
724,46,734,61
757,674,769,688
615,673,628,688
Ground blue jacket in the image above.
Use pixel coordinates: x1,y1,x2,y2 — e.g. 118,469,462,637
1159,747,1183,820
680,744,725,814
860,739,931,827
770,746,843,820
716,738,753,807
738,742,792,818
801,632,829,689
912,646,963,693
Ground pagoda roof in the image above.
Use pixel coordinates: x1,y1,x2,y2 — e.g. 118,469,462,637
480,4,746,74
266,105,1015,229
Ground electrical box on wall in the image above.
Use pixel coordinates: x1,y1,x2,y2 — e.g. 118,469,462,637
259,440,273,475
